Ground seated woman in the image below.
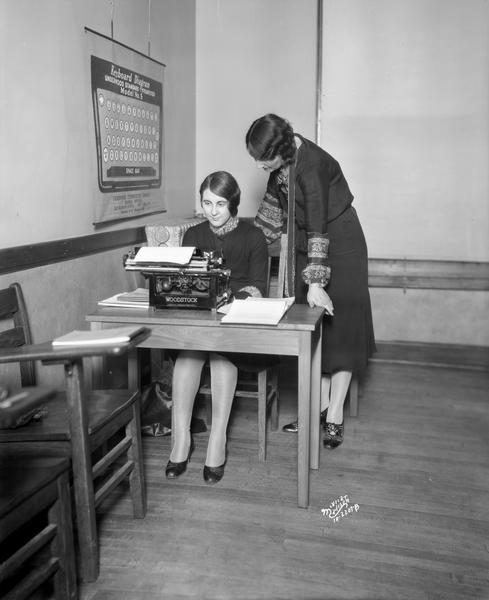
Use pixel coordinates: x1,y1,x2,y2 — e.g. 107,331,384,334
166,170,269,484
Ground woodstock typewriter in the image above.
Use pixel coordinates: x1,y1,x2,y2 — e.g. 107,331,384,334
124,247,232,310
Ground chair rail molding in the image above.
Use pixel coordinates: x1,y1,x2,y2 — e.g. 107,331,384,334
1,230,488,292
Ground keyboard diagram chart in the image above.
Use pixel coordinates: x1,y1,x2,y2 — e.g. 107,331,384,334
86,28,166,224
91,55,163,193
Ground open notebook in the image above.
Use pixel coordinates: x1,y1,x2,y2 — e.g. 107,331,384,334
220,297,295,326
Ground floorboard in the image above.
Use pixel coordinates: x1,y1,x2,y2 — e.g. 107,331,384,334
55,361,489,599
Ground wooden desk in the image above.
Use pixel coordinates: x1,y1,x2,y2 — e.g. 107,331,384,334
86,305,324,508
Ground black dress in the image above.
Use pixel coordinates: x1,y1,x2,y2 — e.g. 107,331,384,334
182,218,269,368
255,136,376,376
183,219,269,299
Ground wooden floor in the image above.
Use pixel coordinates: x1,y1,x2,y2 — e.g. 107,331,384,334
71,360,489,600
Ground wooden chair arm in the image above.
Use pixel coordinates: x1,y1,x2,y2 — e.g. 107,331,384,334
0,328,151,365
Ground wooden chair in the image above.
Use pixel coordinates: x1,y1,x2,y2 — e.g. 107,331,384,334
199,354,279,462
0,387,77,599
0,282,149,583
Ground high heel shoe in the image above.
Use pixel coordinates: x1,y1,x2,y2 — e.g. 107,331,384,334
323,422,344,449
282,409,329,433
203,461,226,485
165,437,195,479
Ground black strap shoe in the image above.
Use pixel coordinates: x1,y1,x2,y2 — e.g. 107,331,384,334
165,438,194,478
323,422,344,449
282,420,298,433
282,410,328,434
203,462,225,484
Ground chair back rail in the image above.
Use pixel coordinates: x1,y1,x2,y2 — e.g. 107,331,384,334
0,283,36,386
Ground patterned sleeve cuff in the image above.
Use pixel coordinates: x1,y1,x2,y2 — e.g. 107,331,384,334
254,192,283,244
235,285,263,299
302,264,331,286
301,233,331,286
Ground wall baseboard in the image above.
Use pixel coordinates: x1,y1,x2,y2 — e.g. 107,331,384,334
368,259,489,291
372,340,489,371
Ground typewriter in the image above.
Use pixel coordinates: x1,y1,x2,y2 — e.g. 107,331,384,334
124,247,232,311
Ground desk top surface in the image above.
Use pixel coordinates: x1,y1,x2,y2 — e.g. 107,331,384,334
86,304,324,331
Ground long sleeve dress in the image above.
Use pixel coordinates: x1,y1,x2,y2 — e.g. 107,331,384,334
255,135,376,376
183,219,269,299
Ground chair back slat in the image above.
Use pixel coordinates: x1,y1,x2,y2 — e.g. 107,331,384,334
0,326,28,347
0,283,36,386
0,287,18,320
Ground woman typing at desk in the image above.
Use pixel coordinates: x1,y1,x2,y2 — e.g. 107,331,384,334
166,171,268,484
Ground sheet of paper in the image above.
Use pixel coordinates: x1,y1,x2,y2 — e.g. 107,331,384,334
132,246,195,265
220,297,294,325
98,288,149,309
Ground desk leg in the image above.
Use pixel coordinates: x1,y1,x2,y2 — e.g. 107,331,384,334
89,322,105,389
297,332,311,508
310,325,322,471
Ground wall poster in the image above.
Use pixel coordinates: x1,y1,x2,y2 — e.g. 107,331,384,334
85,28,166,224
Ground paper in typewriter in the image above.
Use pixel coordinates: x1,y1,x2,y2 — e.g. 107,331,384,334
132,246,195,265
220,297,295,325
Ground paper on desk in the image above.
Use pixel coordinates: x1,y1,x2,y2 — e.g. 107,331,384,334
132,246,195,265
98,288,149,309
52,325,147,347
220,297,295,325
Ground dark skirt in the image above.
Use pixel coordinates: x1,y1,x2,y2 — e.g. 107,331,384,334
295,206,376,376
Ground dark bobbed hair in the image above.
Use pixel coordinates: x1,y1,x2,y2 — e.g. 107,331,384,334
199,170,240,217
245,113,296,165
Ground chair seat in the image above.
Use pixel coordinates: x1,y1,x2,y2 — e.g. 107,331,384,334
0,454,77,599
0,456,70,517
0,389,138,443
231,354,280,373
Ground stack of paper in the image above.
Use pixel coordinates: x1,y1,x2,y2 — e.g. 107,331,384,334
98,288,149,309
52,325,148,347
220,297,295,325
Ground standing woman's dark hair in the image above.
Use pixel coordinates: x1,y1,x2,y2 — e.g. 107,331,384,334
245,114,296,165
199,170,241,217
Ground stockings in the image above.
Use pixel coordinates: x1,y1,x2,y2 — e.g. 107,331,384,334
170,350,237,467
321,370,352,424
206,353,237,466
170,350,205,463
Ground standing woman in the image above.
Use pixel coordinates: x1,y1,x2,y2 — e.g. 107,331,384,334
245,114,375,449
166,170,269,482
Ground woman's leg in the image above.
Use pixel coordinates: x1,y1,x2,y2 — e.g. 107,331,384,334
206,352,238,467
170,350,206,463
321,375,331,413
326,370,352,424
